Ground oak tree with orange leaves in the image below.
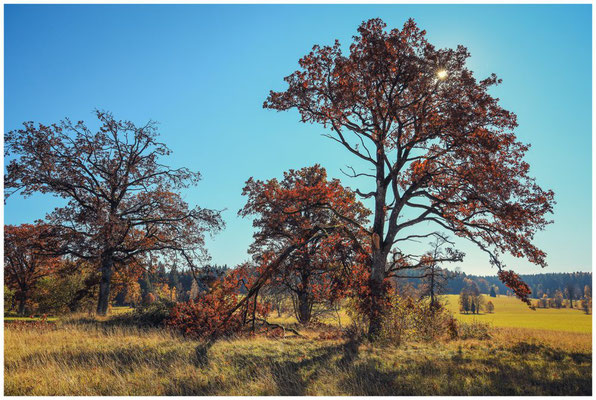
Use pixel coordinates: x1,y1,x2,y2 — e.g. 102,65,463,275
4,224,62,315
239,165,370,324
265,18,554,338
5,110,223,315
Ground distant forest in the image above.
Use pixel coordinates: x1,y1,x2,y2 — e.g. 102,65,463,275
393,269,592,299
443,271,592,299
114,264,592,307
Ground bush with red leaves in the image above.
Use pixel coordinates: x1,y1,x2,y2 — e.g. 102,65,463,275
167,265,271,339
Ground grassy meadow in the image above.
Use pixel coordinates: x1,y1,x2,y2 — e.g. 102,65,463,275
4,295,592,396
269,294,592,334
444,295,592,333
4,317,591,396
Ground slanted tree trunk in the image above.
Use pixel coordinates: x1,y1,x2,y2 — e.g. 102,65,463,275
97,251,114,316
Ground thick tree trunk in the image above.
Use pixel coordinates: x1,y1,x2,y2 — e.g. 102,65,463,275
367,152,391,340
297,291,312,324
97,252,114,316
17,294,27,316
367,248,388,339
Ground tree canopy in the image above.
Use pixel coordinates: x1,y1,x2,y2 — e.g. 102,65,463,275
5,110,224,314
239,164,370,323
265,18,555,336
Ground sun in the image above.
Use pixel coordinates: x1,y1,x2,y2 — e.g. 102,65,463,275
437,69,448,80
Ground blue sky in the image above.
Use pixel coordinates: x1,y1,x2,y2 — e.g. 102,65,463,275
4,4,592,275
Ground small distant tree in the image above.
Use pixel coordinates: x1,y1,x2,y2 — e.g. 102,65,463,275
554,290,564,308
475,294,485,314
459,289,471,314
486,300,495,313
143,292,156,306
411,236,462,312
489,286,497,298
565,283,576,309
581,285,591,314
124,281,141,306
155,283,174,302
580,297,591,315
189,279,200,301
538,293,548,308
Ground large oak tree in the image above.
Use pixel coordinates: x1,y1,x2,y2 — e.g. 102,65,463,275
5,110,223,315
265,18,555,337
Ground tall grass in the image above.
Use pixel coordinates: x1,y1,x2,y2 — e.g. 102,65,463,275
5,315,591,395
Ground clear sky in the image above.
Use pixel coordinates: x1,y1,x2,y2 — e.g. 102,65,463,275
4,4,592,275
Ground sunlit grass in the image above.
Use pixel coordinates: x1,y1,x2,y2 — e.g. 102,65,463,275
4,315,591,395
443,295,592,333
269,295,592,334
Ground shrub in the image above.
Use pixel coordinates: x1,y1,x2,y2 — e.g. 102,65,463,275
456,320,492,340
4,285,15,315
32,272,96,315
378,294,458,345
110,298,176,327
167,291,271,339
167,265,271,339
143,292,156,306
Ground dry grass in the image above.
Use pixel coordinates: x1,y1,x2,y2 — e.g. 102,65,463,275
4,315,592,396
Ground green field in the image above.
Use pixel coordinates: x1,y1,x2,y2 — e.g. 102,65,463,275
443,295,592,333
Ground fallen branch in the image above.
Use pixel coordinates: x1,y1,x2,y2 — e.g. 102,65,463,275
253,317,302,337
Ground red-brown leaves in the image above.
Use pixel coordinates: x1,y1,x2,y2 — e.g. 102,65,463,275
5,110,224,313
498,270,534,307
264,18,555,316
239,165,370,321
4,224,63,313
167,265,271,339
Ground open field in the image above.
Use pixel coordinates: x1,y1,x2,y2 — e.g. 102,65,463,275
5,296,592,395
267,294,592,334
443,295,592,333
4,317,591,396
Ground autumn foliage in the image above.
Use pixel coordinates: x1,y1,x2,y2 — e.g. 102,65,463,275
3,18,559,346
167,264,271,339
4,110,223,315
239,165,370,323
4,224,62,315
265,18,555,336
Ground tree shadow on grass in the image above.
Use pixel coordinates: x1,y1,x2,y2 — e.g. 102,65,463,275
268,336,363,395
339,344,592,396
5,344,189,374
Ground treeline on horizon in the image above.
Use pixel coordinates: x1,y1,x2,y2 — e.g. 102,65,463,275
397,269,592,299
109,266,592,308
